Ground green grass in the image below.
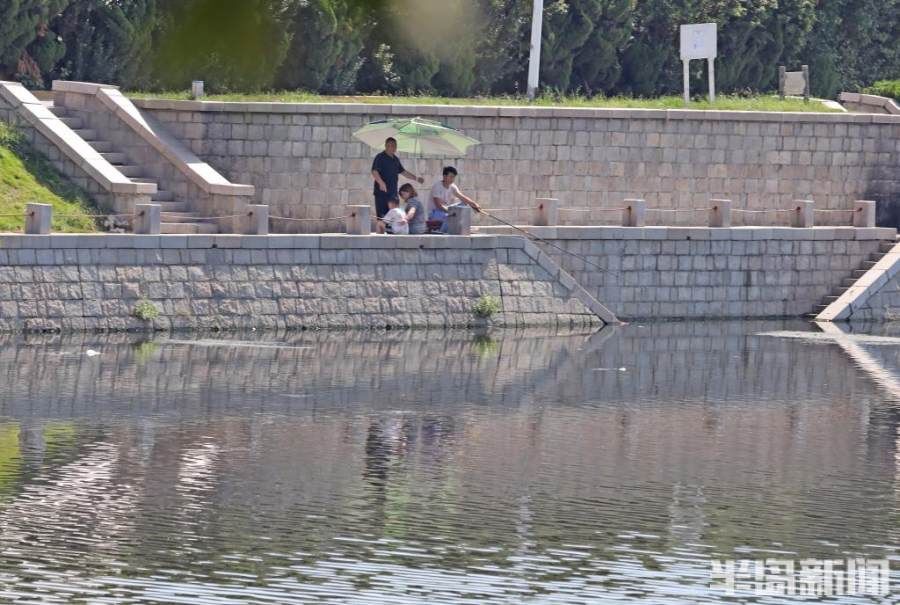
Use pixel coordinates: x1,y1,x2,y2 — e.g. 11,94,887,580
0,122,100,233
128,91,839,112
863,80,900,101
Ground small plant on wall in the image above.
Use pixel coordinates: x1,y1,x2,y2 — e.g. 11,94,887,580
472,295,501,319
132,298,160,322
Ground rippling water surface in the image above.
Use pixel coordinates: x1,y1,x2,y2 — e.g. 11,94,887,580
0,320,897,604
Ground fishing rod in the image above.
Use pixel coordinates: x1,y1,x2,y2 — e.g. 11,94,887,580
478,209,614,274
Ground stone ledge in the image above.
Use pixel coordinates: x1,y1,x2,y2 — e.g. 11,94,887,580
475,225,897,241
131,98,900,124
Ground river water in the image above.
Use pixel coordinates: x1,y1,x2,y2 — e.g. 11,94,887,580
0,321,897,604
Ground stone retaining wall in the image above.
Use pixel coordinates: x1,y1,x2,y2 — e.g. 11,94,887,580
478,226,895,320
0,234,604,332
135,99,900,232
1,227,896,331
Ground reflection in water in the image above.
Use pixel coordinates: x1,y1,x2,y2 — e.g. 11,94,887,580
0,322,896,603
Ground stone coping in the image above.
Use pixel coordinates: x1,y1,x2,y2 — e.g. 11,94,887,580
0,81,154,195
475,225,897,241
839,92,900,115
0,227,894,250
131,97,900,124
53,81,254,197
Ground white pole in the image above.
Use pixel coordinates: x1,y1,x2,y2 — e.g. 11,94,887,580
527,0,544,100
708,57,716,103
682,59,690,105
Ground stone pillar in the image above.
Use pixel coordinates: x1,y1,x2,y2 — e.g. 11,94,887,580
534,198,559,226
792,200,814,228
241,205,268,235
25,203,51,234
346,205,370,235
709,199,732,228
448,204,473,235
853,200,876,228
133,203,160,234
622,199,646,227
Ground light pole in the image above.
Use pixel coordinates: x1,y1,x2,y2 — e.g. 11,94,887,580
527,0,544,100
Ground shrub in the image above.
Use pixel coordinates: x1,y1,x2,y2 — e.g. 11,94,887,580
865,80,900,101
472,295,501,318
132,298,159,321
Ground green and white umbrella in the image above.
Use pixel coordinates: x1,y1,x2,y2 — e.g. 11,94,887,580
352,117,480,157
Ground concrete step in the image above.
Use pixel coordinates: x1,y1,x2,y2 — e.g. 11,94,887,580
161,222,218,234
852,269,867,278
842,278,857,288
89,140,113,153
117,165,144,178
130,177,159,184
154,201,189,212
72,128,97,140
880,241,896,252
861,261,877,270
100,152,127,165
161,212,202,223
870,252,885,261
824,295,840,303
151,189,174,201
813,304,829,313
59,116,83,130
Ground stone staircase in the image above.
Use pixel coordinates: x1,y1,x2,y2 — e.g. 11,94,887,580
809,239,896,316
50,105,217,234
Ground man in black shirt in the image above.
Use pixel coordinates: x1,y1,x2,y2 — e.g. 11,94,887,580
371,137,424,218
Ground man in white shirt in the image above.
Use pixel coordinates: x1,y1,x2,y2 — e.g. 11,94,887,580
428,166,482,232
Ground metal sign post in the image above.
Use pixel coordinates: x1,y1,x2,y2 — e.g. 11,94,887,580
680,23,717,104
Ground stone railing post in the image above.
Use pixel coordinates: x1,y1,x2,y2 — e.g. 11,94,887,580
853,200,876,228
534,198,559,226
133,203,160,234
25,203,51,234
792,200,814,228
622,199,646,227
709,199,732,227
240,205,269,235
346,205,371,235
448,204,473,235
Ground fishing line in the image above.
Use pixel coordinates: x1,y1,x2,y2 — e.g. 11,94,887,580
479,209,615,275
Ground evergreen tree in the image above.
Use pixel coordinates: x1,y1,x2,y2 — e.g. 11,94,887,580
153,0,294,92
571,0,633,94
0,0,69,83
277,0,380,93
51,0,159,89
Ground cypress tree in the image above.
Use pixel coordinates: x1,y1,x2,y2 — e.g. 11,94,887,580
0,0,69,83
277,0,379,94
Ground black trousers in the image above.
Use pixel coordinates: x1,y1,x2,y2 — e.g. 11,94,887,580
374,191,392,218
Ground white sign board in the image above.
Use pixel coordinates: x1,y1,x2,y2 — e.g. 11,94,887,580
680,23,717,60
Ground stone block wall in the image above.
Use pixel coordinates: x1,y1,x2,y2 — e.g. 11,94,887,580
135,99,900,232
478,226,895,320
0,234,601,332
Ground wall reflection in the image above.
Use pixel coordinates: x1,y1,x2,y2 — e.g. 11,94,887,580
0,322,896,603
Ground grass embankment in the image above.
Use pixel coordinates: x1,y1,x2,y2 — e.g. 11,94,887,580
129,91,839,113
0,122,98,233
864,80,900,101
